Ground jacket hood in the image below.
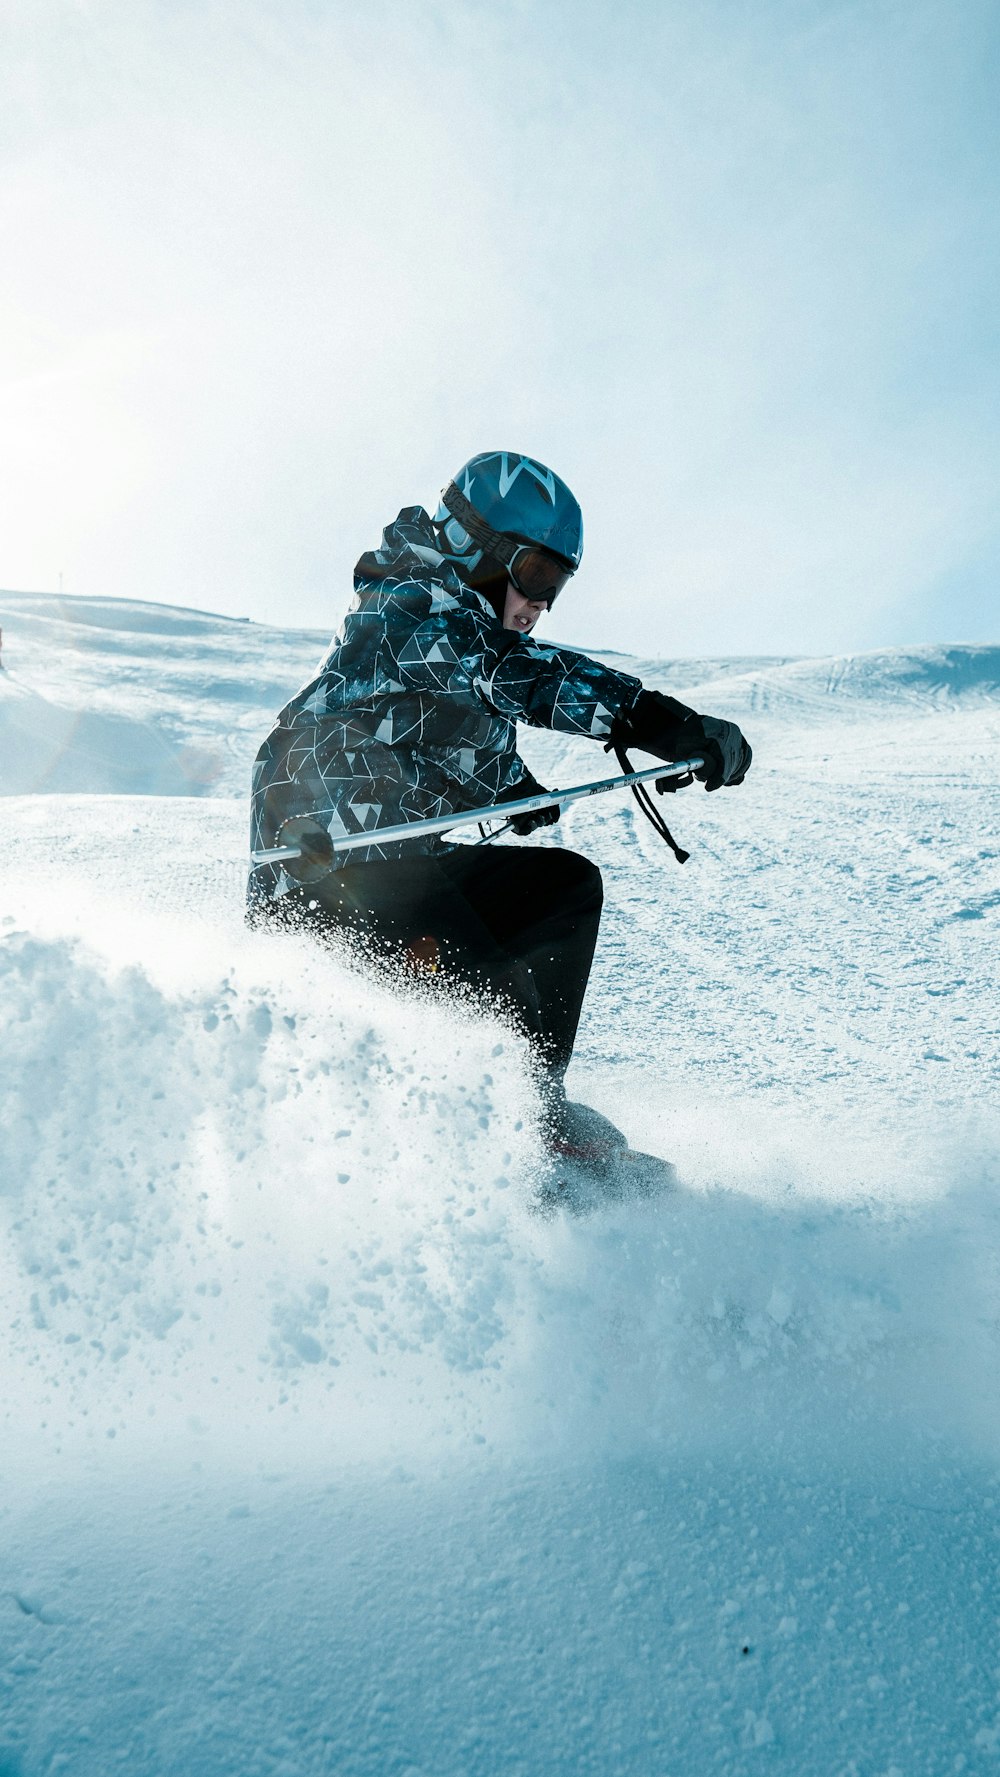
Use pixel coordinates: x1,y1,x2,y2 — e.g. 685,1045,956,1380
354,506,500,628
354,507,465,591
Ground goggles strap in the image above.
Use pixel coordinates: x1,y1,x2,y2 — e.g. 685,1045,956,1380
441,482,518,573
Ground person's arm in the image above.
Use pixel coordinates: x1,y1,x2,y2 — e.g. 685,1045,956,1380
477,635,643,739
396,612,751,788
390,609,638,734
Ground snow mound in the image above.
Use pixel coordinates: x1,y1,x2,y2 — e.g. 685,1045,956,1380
0,589,325,681
0,592,258,638
0,914,541,1457
0,591,326,796
0,675,223,794
677,641,1000,720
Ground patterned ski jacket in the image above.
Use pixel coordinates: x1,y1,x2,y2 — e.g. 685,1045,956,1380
248,507,643,903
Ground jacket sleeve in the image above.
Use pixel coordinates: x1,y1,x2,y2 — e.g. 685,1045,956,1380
478,637,642,739
393,610,642,741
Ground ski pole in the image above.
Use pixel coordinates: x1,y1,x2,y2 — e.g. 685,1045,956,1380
251,757,704,879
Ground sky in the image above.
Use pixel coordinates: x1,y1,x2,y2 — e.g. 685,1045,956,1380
1,0,998,658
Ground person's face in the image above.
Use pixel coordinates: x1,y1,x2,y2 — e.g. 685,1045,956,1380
502,582,547,634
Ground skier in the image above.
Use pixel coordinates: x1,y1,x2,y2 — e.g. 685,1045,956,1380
248,450,751,1183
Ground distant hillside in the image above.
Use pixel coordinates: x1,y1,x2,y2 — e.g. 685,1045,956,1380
0,592,326,798
678,643,1000,720
1,591,996,797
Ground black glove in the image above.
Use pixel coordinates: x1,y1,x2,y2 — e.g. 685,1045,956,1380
696,715,753,791
497,772,561,836
612,690,752,792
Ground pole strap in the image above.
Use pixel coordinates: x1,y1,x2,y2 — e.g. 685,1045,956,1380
607,742,691,864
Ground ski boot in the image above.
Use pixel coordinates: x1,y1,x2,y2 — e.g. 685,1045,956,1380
534,1090,678,1218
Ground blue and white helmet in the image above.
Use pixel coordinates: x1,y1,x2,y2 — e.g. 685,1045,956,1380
434,451,584,598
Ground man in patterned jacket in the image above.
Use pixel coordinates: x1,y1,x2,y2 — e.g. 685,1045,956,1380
249,451,751,1161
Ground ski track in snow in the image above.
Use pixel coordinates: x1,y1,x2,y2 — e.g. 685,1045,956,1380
0,593,998,1776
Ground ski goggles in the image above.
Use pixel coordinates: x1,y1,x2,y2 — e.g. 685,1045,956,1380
506,544,574,606
441,481,575,606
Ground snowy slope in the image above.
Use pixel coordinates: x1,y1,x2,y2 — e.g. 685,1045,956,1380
0,591,326,795
1,593,998,1776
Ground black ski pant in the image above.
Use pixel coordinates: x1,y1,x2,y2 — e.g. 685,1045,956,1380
254,846,603,1083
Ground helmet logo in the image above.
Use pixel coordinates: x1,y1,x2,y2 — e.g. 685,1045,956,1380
497,454,557,505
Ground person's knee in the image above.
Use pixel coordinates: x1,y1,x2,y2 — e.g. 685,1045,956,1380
555,848,604,914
